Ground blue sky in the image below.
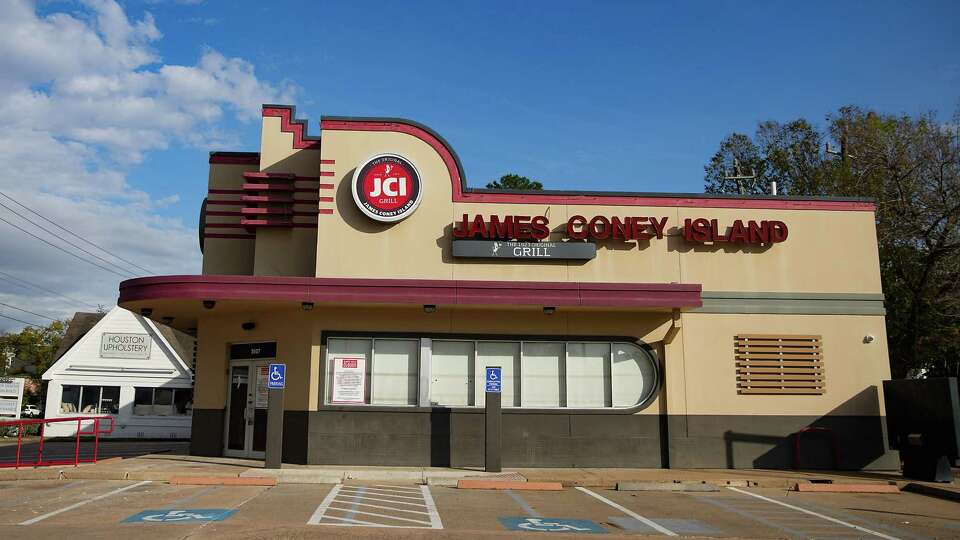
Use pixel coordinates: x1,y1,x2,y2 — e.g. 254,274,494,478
0,0,957,328
130,0,959,226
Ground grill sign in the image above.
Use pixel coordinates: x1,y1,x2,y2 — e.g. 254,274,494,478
352,154,423,222
100,333,151,359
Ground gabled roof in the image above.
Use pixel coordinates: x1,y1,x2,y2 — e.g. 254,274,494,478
43,307,194,381
54,312,105,360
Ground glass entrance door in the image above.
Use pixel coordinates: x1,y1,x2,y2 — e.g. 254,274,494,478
224,359,271,459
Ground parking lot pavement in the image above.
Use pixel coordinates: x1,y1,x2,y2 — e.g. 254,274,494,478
2,479,959,539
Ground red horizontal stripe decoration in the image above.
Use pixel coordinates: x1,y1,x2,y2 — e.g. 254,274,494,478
119,275,702,309
319,171,335,176
318,208,334,215
203,233,255,240
243,171,319,181
318,183,334,190
209,153,259,165
205,200,244,206
320,159,335,165
204,223,247,228
242,183,296,191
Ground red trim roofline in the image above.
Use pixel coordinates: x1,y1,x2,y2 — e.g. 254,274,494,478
263,105,321,150
319,115,875,212
119,275,702,310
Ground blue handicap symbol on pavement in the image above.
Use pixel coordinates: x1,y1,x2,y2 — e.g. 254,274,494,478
123,509,236,523
485,366,502,393
499,517,607,533
267,363,286,389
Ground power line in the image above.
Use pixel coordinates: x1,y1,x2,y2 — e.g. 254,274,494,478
0,192,156,275
0,201,137,278
0,216,130,278
0,271,99,310
0,302,58,322
0,313,41,328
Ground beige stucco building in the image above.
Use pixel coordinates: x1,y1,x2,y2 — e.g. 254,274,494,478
119,104,895,469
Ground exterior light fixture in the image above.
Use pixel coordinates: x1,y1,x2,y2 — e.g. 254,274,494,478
423,304,437,313
161,316,174,325
140,308,153,317
863,335,875,344
543,307,556,315
202,300,216,309
241,322,256,331
301,302,314,311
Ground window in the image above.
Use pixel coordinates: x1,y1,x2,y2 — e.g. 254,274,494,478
60,385,120,414
326,336,659,409
430,340,474,406
133,387,194,416
326,338,419,406
735,334,824,395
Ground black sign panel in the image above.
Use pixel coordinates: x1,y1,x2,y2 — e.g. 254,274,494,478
452,240,596,260
229,342,277,359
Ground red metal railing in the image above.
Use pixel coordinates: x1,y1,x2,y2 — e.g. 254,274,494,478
0,416,115,469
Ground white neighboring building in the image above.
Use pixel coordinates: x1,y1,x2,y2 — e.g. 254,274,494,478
42,307,195,439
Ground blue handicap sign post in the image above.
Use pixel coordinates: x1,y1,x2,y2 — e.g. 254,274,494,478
267,363,285,389
485,366,502,393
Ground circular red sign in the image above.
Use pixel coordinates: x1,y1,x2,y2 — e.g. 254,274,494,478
352,154,423,222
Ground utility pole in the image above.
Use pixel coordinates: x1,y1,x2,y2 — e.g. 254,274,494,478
724,158,759,195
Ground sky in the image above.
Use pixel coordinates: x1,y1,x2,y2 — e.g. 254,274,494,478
0,0,957,331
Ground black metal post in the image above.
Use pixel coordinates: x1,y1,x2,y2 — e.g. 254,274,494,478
265,388,284,469
485,390,502,472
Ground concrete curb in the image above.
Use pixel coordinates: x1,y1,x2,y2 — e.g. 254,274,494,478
902,482,960,502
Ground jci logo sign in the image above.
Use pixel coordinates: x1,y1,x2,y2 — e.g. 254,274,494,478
352,153,423,222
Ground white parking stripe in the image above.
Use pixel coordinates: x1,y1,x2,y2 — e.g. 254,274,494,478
326,505,432,525
373,484,421,492
726,487,901,540
332,500,429,515
317,515,393,527
420,485,443,529
576,487,678,536
336,493,427,508
337,487,423,500
19,481,152,526
307,484,342,525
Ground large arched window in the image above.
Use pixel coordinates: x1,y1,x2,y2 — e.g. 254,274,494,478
324,337,659,410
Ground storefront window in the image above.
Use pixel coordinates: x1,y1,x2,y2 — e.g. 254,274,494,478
133,387,193,416
430,340,474,406
326,338,418,406
326,337,658,410
61,385,121,414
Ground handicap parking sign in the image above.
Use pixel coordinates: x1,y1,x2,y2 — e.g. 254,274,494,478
267,363,285,389
123,509,236,523
485,366,502,393
499,517,607,533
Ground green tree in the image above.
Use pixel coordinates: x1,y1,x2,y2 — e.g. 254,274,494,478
704,120,826,196
486,174,543,190
0,320,67,381
704,106,960,378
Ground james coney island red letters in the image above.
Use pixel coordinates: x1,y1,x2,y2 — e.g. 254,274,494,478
452,214,788,245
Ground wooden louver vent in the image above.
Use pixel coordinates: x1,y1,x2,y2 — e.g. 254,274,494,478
735,334,824,394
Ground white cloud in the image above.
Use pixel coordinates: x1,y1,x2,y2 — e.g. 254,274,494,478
0,0,298,331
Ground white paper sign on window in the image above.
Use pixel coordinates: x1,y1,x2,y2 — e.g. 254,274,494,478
331,356,366,404
100,333,151,359
255,365,269,408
